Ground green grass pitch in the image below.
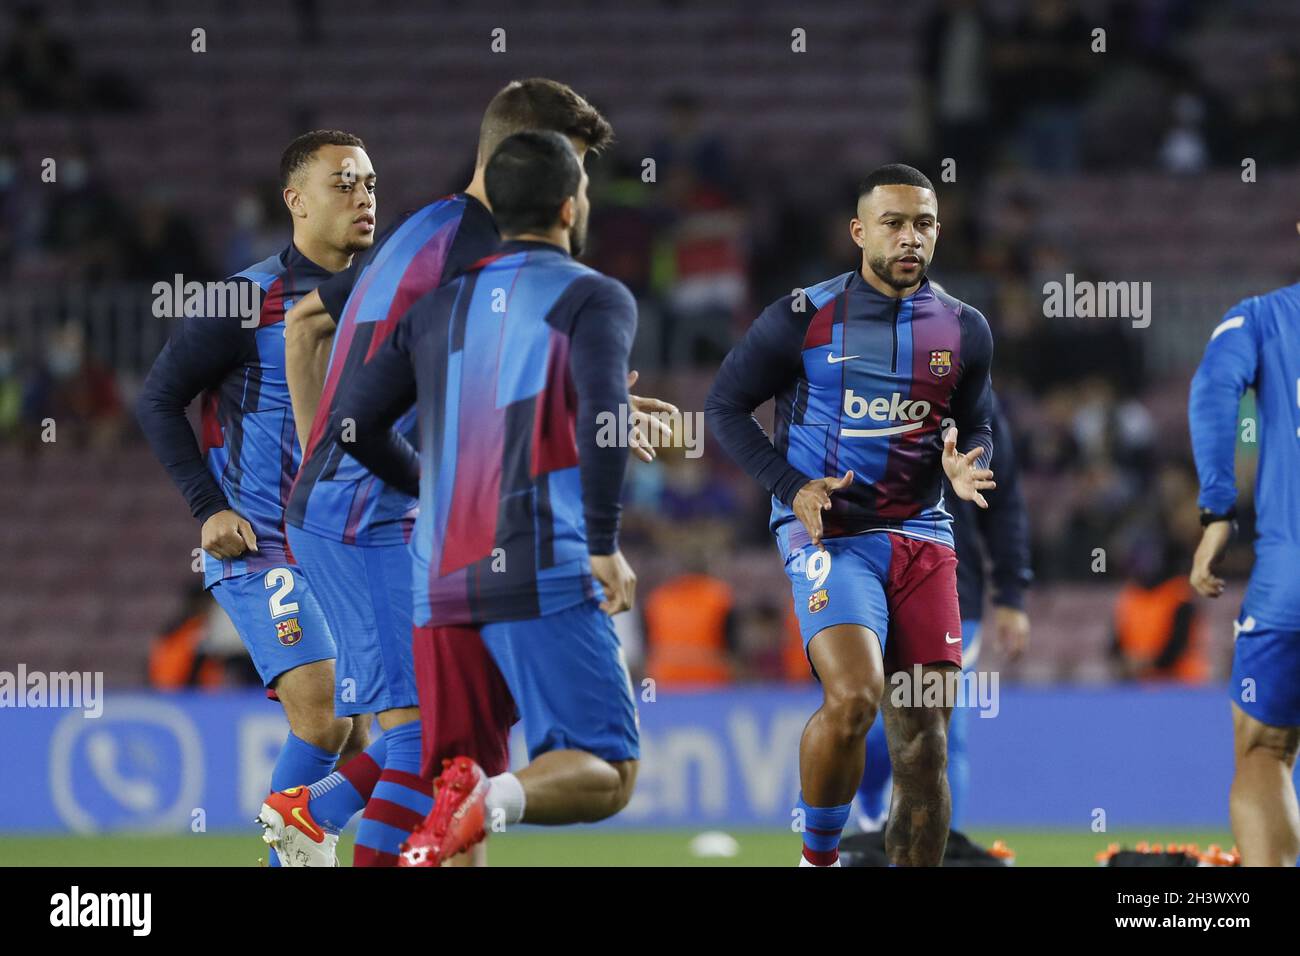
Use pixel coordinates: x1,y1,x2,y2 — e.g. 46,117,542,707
0,828,1237,867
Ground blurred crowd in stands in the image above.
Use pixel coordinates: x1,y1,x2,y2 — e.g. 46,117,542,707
3,0,1296,687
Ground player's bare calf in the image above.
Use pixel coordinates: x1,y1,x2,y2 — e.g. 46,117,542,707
274,659,353,754
801,624,884,806
1229,703,1300,866
400,751,640,867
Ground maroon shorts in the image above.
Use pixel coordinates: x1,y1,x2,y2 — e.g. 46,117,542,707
881,535,963,673
412,623,517,780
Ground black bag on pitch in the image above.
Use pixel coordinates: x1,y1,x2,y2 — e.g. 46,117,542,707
839,829,1008,867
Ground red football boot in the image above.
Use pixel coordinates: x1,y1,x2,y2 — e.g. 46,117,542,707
398,756,489,868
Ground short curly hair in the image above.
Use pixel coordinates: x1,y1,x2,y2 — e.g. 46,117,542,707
280,130,366,188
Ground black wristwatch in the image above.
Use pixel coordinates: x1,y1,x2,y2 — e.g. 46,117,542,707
1199,507,1237,527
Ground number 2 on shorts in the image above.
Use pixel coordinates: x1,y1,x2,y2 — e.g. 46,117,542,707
264,567,300,618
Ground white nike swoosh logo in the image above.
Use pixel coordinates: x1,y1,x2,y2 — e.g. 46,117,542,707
841,421,926,438
945,633,961,644
826,354,859,364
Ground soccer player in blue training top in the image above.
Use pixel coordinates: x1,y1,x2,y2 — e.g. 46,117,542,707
1189,267,1300,867
856,390,1031,834
334,130,641,867
267,79,620,867
706,164,995,867
137,130,384,866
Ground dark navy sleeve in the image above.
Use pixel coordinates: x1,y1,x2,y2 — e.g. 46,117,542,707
316,260,359,322
569,275,637,555
136,309,251,522
951,304,994,469
705,297,813,507
330,312,420,499
975,395,1032,609
439,199,500,284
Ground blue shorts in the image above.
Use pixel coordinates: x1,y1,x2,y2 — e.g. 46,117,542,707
481,599,640,763
209,565,335,687
286,525,418,717
1230,611,1300,727
779,529,963,674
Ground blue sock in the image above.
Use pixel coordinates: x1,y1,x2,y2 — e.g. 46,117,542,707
307,734,389,833
267,732,338,867
857,718,892,824
948,696,970,831
798,794,852,866
354,721,432,867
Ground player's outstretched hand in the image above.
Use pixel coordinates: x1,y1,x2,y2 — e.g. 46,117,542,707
793,470,854,549
1189,520,1231,598
627,370,679,463
942,426,996,509
201,508,258,560
591,550,637,615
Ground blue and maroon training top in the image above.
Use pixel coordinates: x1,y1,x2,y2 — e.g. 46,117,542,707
706,271,993,550
136,243,333,585
332,240,635,626
286,192,499,546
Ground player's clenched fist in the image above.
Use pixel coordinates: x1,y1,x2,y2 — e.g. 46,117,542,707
590,550,637,615
793,470,854,548
201,508,259,559
942,426,996,509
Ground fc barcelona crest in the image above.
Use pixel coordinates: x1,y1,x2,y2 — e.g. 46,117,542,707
276,617,303,647
808,589,829,613
929,349,952,377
